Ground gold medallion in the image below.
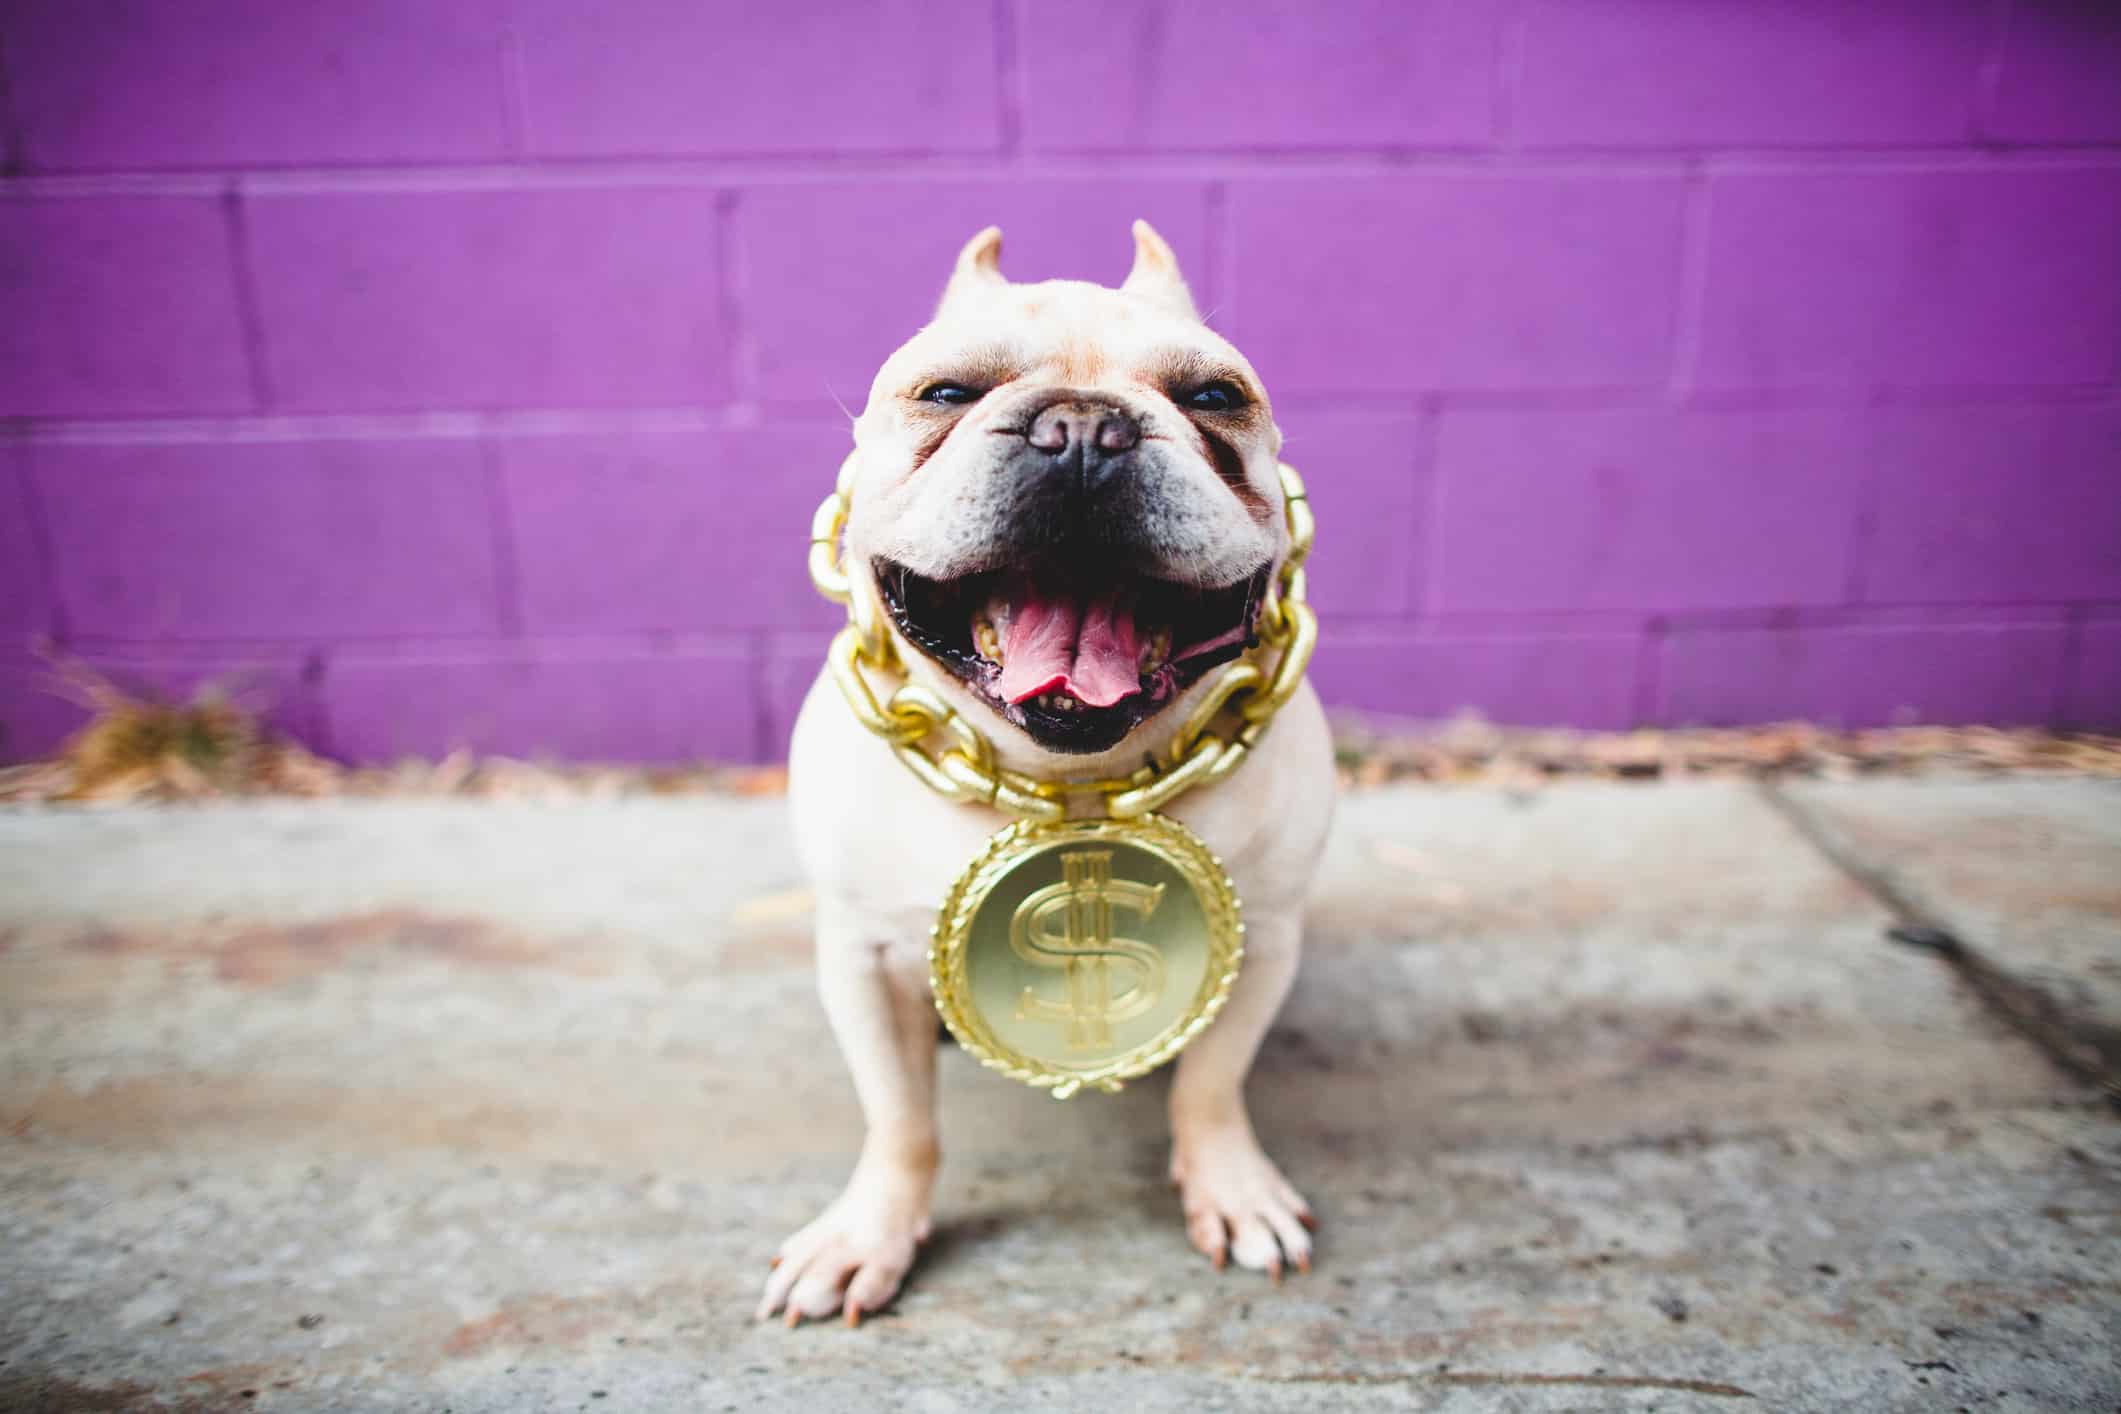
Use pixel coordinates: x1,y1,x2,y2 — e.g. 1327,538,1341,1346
929,813,1244,1099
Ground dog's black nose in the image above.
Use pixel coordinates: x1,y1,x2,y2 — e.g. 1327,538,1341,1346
1025,400,1140,494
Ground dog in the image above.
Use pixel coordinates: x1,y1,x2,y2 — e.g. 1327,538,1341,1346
762,222,1335,1326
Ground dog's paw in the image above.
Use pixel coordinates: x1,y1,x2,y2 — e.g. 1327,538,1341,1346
1170,1124,1316,1279
757,1178,933,1328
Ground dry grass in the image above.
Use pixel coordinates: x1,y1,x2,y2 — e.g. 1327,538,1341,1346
1328,712,2121,790
2,669,2116,806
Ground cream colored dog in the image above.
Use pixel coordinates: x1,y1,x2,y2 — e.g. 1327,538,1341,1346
763,222,1334,1326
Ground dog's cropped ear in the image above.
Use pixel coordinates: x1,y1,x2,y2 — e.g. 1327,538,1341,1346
1120,219,1199,319
936,226,1006,316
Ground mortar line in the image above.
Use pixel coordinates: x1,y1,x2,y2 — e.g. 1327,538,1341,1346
475,432,525,640
750,629,775,764
1971,0,2013,143
497,13,532,159
1841,446,1878,605
220,183,277,410
715,189,756,408
1631,616,1667,725
1199,181,1228,324
1665,160,1713,400
1490,0,1528,150
0,28,24,176
1755,780,2121,1104
2054,608,2085,728
992,0,1022,160
1411,395,1448,619
11,439,68,646
18,146,2121,199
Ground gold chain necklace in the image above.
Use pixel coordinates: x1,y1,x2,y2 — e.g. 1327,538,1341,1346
808,456,1318,1098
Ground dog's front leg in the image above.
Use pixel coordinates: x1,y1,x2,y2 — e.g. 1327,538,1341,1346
1168,909,1315,1279
757,899,937,1327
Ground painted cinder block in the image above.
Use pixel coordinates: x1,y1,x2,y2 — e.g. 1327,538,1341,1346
499,420,850,635
33,438,503,639
1,447,49,636
1516,0,1983,148
2061,618,2121,731
0,657,87,762
1225,174,1687,395
323,643,760,763
0,196,253,417
735,180,1210,408
1274,409,1425,619
246,187,729,412
1696,168,2121,389
1430,408,1864,614
1861,405,2121,606
764,631,837,757
7,0,510,170
1018,0,1497,151
1659,618,2069,728
513,0,1000,157
1308,627,1643,729
1987,4,2121,143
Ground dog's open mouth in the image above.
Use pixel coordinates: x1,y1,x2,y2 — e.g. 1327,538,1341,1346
875,560,1269,753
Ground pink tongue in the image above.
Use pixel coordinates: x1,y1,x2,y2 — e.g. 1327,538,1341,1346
995,586,1142,708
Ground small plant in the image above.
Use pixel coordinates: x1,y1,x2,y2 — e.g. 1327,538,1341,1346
58,677,260,799
0,660,336,803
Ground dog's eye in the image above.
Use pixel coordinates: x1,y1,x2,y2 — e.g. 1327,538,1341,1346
1184,381,1247,413
917,383,983,406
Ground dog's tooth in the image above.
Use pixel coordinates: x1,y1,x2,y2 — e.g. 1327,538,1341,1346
973,617,1003,664
1139,627,1172,674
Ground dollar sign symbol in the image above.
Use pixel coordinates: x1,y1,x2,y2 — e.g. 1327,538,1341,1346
1010,850,1167,1050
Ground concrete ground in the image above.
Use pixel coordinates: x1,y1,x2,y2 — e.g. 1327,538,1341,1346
0,777,2116,1413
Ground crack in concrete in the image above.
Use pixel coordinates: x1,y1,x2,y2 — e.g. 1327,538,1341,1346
1756,781,2121,1107
1256,1368,1755,1398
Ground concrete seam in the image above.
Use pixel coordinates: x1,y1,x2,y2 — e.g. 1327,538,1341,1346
1755,779,2121,1104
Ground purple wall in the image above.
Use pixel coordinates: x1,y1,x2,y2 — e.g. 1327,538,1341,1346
3,1,2118,763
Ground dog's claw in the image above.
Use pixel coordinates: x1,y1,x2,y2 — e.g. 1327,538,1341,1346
1294,1251,1311,1275
769,1256,781,1269
1298,1211,1318,1232
784,1306,801,1329
845,1301,863,1329
1268,1257,1283,1286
